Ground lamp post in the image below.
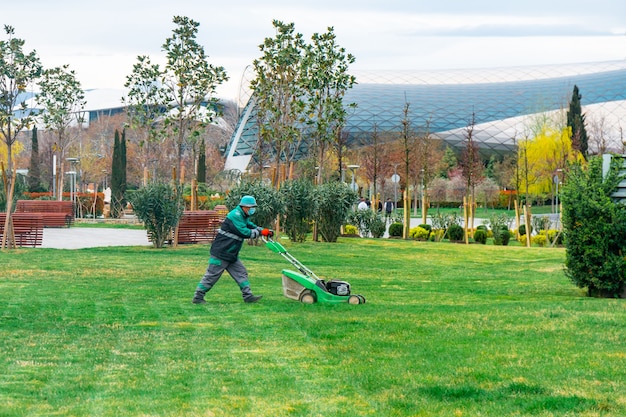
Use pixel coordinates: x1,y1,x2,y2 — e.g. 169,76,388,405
555,168,563,215
391,164,400,206
347,165,360,193
66,158,80,211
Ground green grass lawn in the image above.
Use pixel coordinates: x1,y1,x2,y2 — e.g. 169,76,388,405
1,238,624,416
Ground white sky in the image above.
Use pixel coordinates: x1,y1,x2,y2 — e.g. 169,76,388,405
3,0,626,101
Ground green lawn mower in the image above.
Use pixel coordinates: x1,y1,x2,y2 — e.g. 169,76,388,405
263,237,366,305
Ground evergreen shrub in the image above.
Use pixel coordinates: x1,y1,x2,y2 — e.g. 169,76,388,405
473,229,487,244
448,224,464,242
388,222,403,237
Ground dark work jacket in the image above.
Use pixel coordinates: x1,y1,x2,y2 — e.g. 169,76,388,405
209,205,258,263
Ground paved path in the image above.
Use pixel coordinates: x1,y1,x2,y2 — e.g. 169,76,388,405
40,227,151,249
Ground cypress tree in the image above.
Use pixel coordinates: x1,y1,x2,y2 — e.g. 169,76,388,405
197,138,206,183
27,127,43,192
110,129,123,218
567,85,589,160
121,128,127,196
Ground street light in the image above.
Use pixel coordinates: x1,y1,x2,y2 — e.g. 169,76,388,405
66,158,80,210
391,164,400,205
347,165,360,192
555,168,563,216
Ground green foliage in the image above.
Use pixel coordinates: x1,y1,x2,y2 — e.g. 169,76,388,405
37,64,86,134
280,178,316,242
110,129,127,218
0,25,43,194
561,157,626,296
488,213,512,246
388,222,403,237
409,226,430,241
448,223,464,242
225,180,285,232
27,127,44,192
369,216,386,238
315,180,357,242
518,224,532,236
0,175,27,211
129,182,184,248
197,139,206,183
251,20,306,164
160,16,228,180
418,223,432,233
567,85,589,159
473,229,488,244
347,209,386,238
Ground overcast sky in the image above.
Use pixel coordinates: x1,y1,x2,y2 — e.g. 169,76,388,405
3,0,626,100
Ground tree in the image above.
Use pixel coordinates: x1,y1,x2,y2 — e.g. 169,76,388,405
567,85,589,160
399,102,415,239
0,25,42,249
561,156,626,297
36,64,86,199
251,20,307,185
161,16,228,182
519,125,580,198
122,55,167,183
197,138,206,183
27,126,43,192
460,113,484,235
439,146,458,178
110,129,127,218
302,26,356,184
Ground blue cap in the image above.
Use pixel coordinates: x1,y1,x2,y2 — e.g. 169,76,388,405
239,195,257,207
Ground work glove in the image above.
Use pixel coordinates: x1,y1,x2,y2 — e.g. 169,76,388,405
261,228,274,237
250,229,260,239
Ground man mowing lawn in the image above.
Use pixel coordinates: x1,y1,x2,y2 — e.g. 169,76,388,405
192,195,273,304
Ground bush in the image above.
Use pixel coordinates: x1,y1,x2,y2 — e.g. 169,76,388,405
315,181,358,242
519,224,533,236
226,180,285,240
418,224,432,233
280,179,316,242
561,157,626,297
447,224,464,242
370,216,386,238
343,224,358,235
129,182,184,248
547,229,563,246
496,227,511,246
473,229,487,244
489,213,511,246
388,222,403,237
409,226,430,241
532,232,547,247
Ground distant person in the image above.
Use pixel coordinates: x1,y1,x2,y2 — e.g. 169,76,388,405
384,198,394,222
357,197,368,211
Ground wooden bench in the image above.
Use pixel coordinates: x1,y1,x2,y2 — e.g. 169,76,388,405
175,210,222,244
0,213,44,247
15,200,74,228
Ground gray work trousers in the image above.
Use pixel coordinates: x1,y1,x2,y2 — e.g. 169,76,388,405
195,257,254,300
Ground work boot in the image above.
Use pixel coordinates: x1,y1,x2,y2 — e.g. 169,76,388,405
244,295,263,303
192,295,206,304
